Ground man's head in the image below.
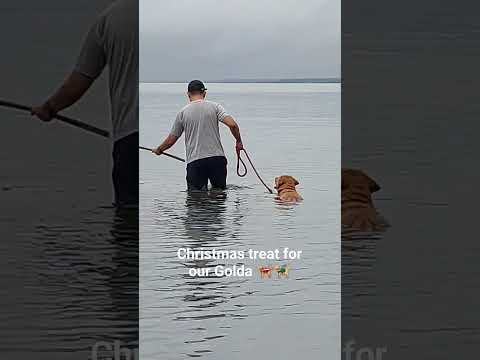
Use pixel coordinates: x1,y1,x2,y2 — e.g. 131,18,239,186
187,80,207,101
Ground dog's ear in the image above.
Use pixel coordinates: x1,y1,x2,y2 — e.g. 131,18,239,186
362,172,380,192
292,177,299,186
275,176,286,189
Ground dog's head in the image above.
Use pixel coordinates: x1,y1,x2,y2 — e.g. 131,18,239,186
341,169,380,193
274,175,299,190
341,169,388,232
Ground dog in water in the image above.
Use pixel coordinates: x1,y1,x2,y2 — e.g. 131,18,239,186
274,175,303,202
342,168,388,232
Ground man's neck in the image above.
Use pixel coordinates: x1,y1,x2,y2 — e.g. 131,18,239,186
190,96,204,102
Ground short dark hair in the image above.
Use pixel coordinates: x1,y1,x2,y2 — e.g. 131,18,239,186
188,80,207,93
188,90,206,96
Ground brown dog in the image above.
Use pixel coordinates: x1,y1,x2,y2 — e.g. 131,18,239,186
342,168,388,231
274,175,303,202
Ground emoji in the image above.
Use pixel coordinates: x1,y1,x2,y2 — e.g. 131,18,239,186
258,265,272,279
274,264,289,278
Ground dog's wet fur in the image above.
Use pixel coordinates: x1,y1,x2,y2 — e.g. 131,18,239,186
274,175,303,202
342,168,388,232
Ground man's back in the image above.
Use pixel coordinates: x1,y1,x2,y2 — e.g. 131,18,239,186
153,81,244,191
171,100,229,164
75,0,138,141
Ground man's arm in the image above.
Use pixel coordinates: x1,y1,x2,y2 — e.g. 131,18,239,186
222,115,244,154
32,14,106,122
31,71,94,121
153,134,179,155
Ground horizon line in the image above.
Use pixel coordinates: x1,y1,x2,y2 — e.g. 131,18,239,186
140,77,341,84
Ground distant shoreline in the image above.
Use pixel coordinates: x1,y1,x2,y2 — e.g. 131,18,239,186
141,78,341,84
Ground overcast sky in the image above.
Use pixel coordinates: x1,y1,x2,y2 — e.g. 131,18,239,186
140,0,340,82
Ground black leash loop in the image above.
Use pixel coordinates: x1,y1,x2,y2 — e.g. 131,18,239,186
236,149,273,194
236,151,248,177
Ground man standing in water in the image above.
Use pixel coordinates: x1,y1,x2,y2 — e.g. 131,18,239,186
31,0,138,206
154,80,243,191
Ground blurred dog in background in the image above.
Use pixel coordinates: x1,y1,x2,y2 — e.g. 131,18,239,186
342,168,389,232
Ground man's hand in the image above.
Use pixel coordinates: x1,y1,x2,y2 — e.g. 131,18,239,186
31,72,95,123
31,102,54,122
152,147,163,155
236,141,244,156
153,134,179,156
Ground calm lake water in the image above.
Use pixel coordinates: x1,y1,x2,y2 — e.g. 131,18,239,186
140,83,341,359
341,5,480,357
0,114,139,359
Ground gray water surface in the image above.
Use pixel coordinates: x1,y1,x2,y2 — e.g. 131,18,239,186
341,12,480,355
140,83,341,359
0,142,138,359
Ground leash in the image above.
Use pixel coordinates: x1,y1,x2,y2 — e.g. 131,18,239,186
142,144,273,194
139,146,185,162
236,149,273,194
0,99,109,138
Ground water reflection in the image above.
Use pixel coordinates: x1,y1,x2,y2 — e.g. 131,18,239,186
342,228,383,321
180,191,230,316
146,189,252,358
106,208,139,351
180,191,248,314
183,190,228,246
0,206,138,359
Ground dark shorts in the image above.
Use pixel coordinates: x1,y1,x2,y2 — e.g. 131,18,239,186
112,132,139,206
186,156,227,191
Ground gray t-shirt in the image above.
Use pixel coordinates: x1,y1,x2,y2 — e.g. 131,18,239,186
170,100,229,164
75,0,138,141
